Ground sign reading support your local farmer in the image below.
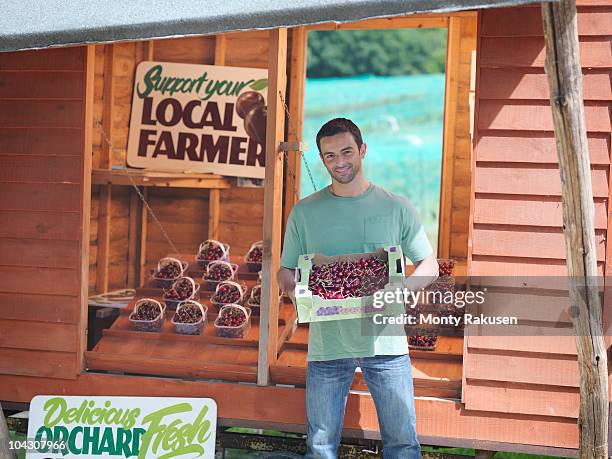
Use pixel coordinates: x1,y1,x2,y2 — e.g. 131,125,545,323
26,395,217,459
127,61,268,179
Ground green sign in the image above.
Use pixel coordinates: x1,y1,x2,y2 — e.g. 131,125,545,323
26,395,217,459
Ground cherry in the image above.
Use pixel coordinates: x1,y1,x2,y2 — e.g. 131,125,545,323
244,105,267,144
236,91,265,119
307,256,388,300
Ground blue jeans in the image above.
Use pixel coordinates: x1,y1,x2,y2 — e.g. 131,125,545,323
305,354,420,459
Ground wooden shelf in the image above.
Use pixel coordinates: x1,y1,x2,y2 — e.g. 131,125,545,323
92,168,232,189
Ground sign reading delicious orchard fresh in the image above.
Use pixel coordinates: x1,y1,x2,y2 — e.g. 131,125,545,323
127,61,268,179
26,395,217,459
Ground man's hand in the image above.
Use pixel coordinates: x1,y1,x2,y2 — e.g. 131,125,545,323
277,267,297,304
403,254,439,292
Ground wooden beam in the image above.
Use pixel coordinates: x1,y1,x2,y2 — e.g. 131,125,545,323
541,1,608,457
77,45,95,372
92,168,232,188
215,34,227,65
208,189,220,240
258,28,288,386
306,14,456,30
96,43,116,293
438,17,461,258
127,189,139,287
138,188,149,286
283,27,307,230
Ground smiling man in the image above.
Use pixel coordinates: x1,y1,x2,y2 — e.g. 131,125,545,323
277,118,439,458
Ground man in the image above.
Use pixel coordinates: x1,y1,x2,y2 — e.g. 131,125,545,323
277,118,439,458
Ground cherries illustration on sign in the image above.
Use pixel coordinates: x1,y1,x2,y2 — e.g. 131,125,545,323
236,81,267,145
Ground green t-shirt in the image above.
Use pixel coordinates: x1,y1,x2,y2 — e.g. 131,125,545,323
280,183,434,361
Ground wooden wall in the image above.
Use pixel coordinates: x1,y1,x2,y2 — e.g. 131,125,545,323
90,32,270,293
464,3,611,419
0,46,93,379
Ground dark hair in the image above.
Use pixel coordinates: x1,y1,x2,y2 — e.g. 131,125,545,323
316,118,363,153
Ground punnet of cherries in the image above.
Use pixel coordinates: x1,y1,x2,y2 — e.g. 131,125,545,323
247,246,263,263
198,240,225,261
204,263,234,281
130,301,162,321
174,303,203,324
249,285,261,305
308,256,388,300
217,306,247,327
408,329,438,349
156,260,182,279
163,277,195,300
438,259,455,277
213,283,243,304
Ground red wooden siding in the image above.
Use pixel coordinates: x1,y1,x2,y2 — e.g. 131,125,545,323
0,46,92,379
465,4,611,421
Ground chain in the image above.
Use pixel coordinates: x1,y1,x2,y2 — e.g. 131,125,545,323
95,121,179,254
278,91,318,197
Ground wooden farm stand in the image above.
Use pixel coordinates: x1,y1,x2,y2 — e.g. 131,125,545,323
0,0,610,456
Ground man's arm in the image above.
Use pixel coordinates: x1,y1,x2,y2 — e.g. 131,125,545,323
277,267,296,303
403,254,439,291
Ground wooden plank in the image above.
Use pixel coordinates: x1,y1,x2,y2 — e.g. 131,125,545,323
284,27,307,230
476,132,610,165
257,28,287,385
474,198,607,229
0,127,83,156
0,154,83,183
0,292,78,323
0,372,582,450
470,257,605,277
472,227,606,261
0,210,81,240
480,37,612,68
465,351,579,387
479,69,611,101
147,221,208,245
474,166,608,198
208,189,220,240
464,381,579,418
468,333,578,356
0,100,84,128
477,101,610,132
438,16,463,258
96,185,111,293
0,348,77,379
0,47,85,71
0,238,80,268
127,189,139,287
480,6,612,37
0,265,79,296
473,289,573,324
0,320,77,353
153,37,215,65
225,32,269,69
0,183,81,211
336,16,449,29
0,71,83,99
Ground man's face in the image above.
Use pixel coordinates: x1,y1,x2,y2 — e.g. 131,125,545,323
319,132,366,185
